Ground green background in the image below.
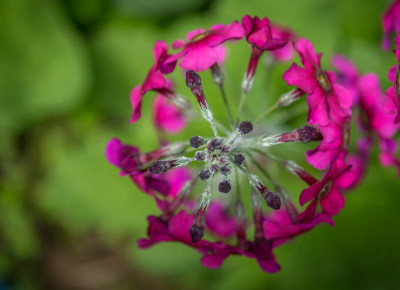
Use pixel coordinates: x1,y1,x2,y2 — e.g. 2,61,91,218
1,0,400,289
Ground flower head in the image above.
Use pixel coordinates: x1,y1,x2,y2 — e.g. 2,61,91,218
170,22,244,72
283,38,352,126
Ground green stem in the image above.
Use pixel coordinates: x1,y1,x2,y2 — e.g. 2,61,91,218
236,91,247,125
219,85,235,129
254,103,278,124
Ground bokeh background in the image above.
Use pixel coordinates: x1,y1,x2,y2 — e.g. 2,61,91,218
1,0,400,289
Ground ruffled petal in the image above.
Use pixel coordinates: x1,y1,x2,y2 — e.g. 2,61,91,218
320,188,345,216
282,63,318,94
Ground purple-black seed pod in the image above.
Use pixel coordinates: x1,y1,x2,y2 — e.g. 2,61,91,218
186,70,202,89
221,145,231,153
299,126,320,142
207,138,222,151
199,169,211,180
218,180,231,193
194,151,205,161
266,194,281,210
220,165,231,176
209,163,219,174
190,136,205,148
238,121,253,135
190,225,205,243
233,153,245,166
149,160,172,174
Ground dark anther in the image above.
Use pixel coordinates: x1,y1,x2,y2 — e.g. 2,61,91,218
221,145,231,153
299,126,321,142
233,153,245,166
190,136,205,148
190,225,205,243
220,165,231,176
199,168,211,180
186,70,202,89
266,194,281,210
209,164,219,174
218,180,232,193
149,160,172,174
238,121,253,135
194,151,205,161
207,138,222,151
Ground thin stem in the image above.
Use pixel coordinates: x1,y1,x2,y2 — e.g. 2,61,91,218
219,85,235,129
254,103,278,124
189,107,230,136
236,91,247,125
247,152,277,187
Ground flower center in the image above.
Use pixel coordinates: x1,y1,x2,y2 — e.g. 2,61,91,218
190,32,209,42
318,180,333,199
316,69,331,92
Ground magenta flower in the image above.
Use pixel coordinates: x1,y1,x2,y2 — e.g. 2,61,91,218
130,41,191,123
205,201,236,238
300,158,354,216
345,138,372,188
384,34,400,124
382,0,400,50
306,120,350,170
270,24,296,62
331,55,360,104
283,38,352,126
153,94,187,134
105,138,191,209
170,21,244,72
137,210,223,252
359,73,399,137
201,240,280,273
379,139,400,176
241,15,289,92
263,208,334,243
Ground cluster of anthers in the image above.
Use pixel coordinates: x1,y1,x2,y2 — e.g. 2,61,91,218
106,12,400,272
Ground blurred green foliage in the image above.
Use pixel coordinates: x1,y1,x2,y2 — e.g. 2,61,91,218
1,0,400,289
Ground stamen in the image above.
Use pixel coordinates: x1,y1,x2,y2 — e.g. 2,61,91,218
199,168,211,180
236,165,281,210
281,160,318,185
233,153,246,166
275,186,298,224
249,126,321,148
315,69,332,92
235,200,249,250
227,121,253,145
186,70,219,137
190,136,205,148
149,156,193,174
190,177,214,243
194,151,205,161
218,180,232,193
160,179,196,221
220,165,231,176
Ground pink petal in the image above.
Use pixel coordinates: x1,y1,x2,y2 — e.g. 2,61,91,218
153,95,187,134
335,171,355,189
299,182,323,206
387,65,397,83
320,188,345,216
178,42,218,72
282,63,318,94
295,38,320,71
306,86,330,126
168,210,194,244
186,28,206,41
384,86,398,114
172,39,185,50
129,85,143,123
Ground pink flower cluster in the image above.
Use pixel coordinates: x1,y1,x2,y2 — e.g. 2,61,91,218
105,10,400,273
